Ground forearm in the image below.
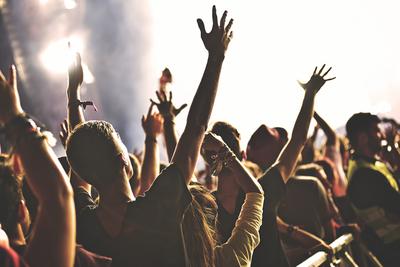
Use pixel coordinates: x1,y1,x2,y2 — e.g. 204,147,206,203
277,217,325,247
67,86,85,131
278,91,316,181
314,112,338,147
15,131,75,267
185,55,224,131
139,137,160,194
227,158,263,194
163,120,178,161
171,55,224,183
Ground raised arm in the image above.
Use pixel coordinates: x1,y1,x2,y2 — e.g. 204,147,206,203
151,90,187,161
171,6,233,183
203,133,264,265
66,53,91,192
277,65,335,182
139,103,163,194
314,111,339,148
0,66,75,267
67,53,85,130
202,132,263,194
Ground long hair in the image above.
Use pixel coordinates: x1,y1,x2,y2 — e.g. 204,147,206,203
182,184,217,267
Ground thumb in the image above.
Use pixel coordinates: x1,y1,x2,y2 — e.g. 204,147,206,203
197,19,206,38
175,103,188,114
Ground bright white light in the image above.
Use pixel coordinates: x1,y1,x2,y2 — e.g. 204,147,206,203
39,0,49,5
64,0,77,10
40,36,83,74
149,0,400,144
40,36,95,84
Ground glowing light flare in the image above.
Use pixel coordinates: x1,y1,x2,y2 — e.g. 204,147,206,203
64,0,77,10
40,36,94,84
38,0,49,5
40,37,82,73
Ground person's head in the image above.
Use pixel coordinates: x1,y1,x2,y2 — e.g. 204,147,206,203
210,121,242,160
314,158,338,190
296,163,331,191
246,124,288,170
0,164,30,241
346,113,383,155
66,120,133,190
182,183,217,267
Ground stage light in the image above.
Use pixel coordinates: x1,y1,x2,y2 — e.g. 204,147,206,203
39,36,83,74
40,36,95,84
64,0,77,10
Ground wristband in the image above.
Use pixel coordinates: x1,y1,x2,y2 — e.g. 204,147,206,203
68,100,98,111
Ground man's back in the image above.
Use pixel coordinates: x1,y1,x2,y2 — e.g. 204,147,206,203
278,176,331,239
77,164,192,267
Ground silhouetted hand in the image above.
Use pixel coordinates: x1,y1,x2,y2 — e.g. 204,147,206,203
201,132,226,161
0,65,24,124
197,5,233,57
59,119,69,149
298,64,335,95
151,91,187,121
141,103,163,138
68,52,83,95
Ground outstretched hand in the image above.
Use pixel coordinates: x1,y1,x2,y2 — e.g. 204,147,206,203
197,5,233,57
141,103,164,138
201,132,226,161
0,65,24,124
298,64,335,95
150,91,187,121
68,52,83,93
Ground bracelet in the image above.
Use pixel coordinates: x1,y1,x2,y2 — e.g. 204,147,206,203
68,100,98,111
287,224,299,236
210,145,236,176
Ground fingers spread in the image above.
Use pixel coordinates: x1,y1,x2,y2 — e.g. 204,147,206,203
197,19,206,36
225,18,233,33
176,103,188,114
220,10,227,28
322,66,332,77
317,64,326,75
313,66,317,75
212,5,218,27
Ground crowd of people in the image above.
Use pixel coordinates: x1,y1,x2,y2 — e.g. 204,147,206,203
0,5,400,267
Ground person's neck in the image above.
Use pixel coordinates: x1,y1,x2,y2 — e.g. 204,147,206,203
97,176,135,207
95,177,135,238
355,148,379,160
